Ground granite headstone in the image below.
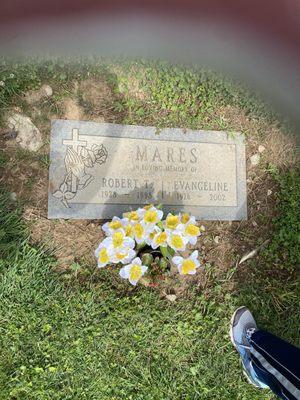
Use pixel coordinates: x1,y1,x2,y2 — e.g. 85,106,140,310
48,120,247,220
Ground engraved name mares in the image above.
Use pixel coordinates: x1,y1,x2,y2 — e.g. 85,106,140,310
48,120,247,220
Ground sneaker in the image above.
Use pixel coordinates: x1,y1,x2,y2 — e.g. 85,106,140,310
230,306,263,388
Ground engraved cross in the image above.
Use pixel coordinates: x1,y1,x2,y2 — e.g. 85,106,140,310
63,128,87,153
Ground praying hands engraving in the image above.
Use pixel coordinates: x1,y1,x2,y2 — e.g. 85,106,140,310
52,128,108,208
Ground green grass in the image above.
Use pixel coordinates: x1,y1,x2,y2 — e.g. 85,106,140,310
0,58,277,129
264,168,300,270
0,60,299,399
0,189,26,258
109,61,278,130
0,190,299,400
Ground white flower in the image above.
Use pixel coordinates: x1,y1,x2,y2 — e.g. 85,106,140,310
166,229,189,251
139,206,163,225
178,216,200,245
95,242,113,268
172,250,200,275
180,213,191,224
133,221,155,244
0,81,5,87
9,73,15,78
150,229,168,249
121,218,136,238
110,248,136,264
102,231,135,252
122,209,140,224
144,225,161,246
163,213,181,230
119,257,148,286
102,217,124,236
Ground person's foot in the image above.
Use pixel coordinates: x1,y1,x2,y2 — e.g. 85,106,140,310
230,306,263,388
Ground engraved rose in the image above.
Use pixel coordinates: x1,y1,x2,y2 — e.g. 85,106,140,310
92,144,108,164
80,144,108,168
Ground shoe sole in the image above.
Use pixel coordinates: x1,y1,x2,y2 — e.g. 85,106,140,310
229,306,262,389
229,305,246,350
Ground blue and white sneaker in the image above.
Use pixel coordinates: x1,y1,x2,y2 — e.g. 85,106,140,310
230,306,266,388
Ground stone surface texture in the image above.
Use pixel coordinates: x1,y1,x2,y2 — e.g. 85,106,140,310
48,120,247,220
250,153,260,166
25,84,53,104
7,113,43,151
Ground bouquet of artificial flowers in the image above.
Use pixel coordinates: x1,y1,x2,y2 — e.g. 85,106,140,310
95,205,202,286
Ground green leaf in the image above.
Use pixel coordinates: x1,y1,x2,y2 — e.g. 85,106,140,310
136,242,146,251
167,246,175,257
157,221,164,229
160,246,169,259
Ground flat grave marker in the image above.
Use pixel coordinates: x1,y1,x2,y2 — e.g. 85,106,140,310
48,120,247,220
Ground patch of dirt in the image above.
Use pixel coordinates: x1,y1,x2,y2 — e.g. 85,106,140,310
79,78,113,108
23,207,104,269
77,77,126,123
263,128,298,169
63,98,83,120
214,105,298,169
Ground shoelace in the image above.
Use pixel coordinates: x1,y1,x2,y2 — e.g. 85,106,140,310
246,327,256,341
235,328,257,350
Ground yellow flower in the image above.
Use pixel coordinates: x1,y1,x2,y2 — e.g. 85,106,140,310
130,264,142,281
133,222,145,244
144,210,157,224
150,230,168,249
184,224,200,244
102,217,124,236
119,257,148,286
112,231,124,247
185,224,199,235
164,213,180,230
110,220,123,230
102,231,135,253
95,243,112,268
123,210,140,223
172,251,200,275
140,206,163,225
139,225,160,247
124,223,134,238
143,204,154,210
179,216,200,245
110,248,136,264
180,213,191,224
166,230,188,251
181,259,196,274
